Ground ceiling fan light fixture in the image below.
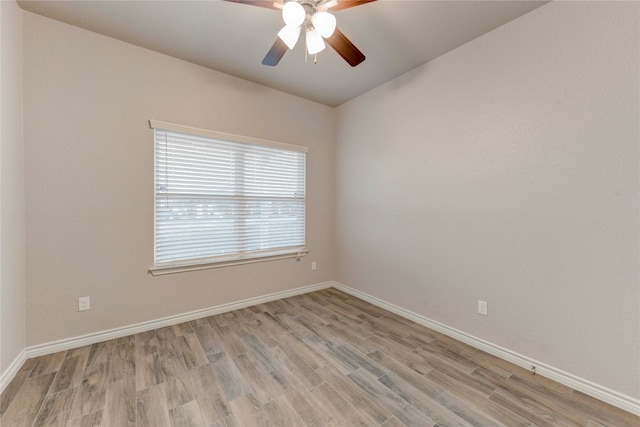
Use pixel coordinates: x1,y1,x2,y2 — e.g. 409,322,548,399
317,0,338,11
306,28,325,54
311,11,336,38
282,1,305,27
278,25,301,49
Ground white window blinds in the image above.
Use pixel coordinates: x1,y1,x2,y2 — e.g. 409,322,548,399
151,121,306,271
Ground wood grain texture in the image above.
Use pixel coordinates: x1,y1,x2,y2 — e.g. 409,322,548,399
1,289,637,427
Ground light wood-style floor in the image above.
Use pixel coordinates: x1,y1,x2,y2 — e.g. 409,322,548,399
1,288,638,427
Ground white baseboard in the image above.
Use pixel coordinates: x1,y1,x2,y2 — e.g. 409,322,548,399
5,280,638,416
25,281,332,359
331,281,640,416
0,349,27,395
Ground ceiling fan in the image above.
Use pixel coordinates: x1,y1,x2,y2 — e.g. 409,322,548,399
225,0,375,67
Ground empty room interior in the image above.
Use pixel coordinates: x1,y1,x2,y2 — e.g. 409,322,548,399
1,0,639,426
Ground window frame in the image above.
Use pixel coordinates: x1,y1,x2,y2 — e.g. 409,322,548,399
149,120,308,276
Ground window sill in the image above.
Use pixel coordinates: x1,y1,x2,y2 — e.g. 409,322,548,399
148,249,308,276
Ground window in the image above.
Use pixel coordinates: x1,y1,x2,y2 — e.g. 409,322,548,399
150,120,307,275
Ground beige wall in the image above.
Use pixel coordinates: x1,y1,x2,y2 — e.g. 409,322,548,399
23,12,335,347
335,1,639,399
0,0,26,376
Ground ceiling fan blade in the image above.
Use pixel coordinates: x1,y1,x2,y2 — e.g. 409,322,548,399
223,0,282,10
262,38,288,66
330,0,376,12
325,28,365,67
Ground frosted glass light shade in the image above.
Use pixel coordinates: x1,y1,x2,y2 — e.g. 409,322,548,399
282,2,305,27
311,12,336,38
306,29,325,54
278,25,301,49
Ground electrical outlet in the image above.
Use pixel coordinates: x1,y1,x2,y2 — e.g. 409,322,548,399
311,261,317,271
477,300,488,316
79,296,90,312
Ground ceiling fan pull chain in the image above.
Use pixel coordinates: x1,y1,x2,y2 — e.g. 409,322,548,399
314,54,318,64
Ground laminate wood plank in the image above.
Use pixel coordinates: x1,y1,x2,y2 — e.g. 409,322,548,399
193,324,225,356
570,390,640,427
176,333,209,369
497,374,589,426
70,361,109,419
310,381,373,427
212,323,249,357
347,368,437,426
171,321,194,337
209,352,249,401
33,387,77,427
252,310,290,336
294,298,339,324
157,328,185,361
430,334,479,358
413,340,480,375
210,414,239,427
320,299,368,324
188,364,233,425
0,370,30,416
0,372,56,426
242,333,280,373
161,355,194,409
233,352,285,404
271,346,324,389
50,350,90,394
274,312,317,340
479,399,535,427
189,317,211,328
221,309,262,338
367,332,420,355
65,345,92,361
29,351,67,378
434,390,506,427
472,349,539,381
251,311,292,348
67,410,103,427
315,363,393,425
277,331,328,370
336,295,388,319
18,356,40,375
380,416,408,427
86,342,113,368
109,341,135,383
262,395,306,427
169,400,206,427
136,383,171,427
228,395,267,427
378,372,473,427
114,335,135,345
369,339,435,376
305,290,334,305
325,323,377,353
282,383,333,427
267,298,298,316
100,376,135,427
135,335,164,391
315,304,376,343
367,349,442,399
332,341,388,378
156,325,178,341
293,299,332,327
489,388,577,427
426,367,495,404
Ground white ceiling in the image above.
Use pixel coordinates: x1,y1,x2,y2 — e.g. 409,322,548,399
17,0,548,107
